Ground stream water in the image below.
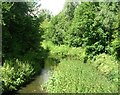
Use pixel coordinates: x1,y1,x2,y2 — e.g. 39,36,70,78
17,58,58,93
17,69,49,93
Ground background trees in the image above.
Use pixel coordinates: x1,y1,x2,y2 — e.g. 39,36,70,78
42,2,78,45
43,2,120,59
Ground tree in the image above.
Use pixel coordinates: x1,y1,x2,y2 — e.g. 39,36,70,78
2,2,43,61
43,2,78,45
65,2,96,47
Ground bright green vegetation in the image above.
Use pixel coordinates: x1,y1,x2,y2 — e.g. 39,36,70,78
1,60,36,91
43,2,120,59
41,2,119,93
91,53,119,85
43,59,117,93
41,41,119,93
1,1,120,93
42,40,85,60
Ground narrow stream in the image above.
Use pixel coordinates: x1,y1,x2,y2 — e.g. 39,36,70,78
17,58,58,93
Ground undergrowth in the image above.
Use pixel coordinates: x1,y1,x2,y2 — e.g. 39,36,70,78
42,59,118,93
42,41,119,93
1,59,40,92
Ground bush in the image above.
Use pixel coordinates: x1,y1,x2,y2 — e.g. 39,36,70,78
1,59,36,92
42,41,85,60
91,53,119,84
112,38,120,59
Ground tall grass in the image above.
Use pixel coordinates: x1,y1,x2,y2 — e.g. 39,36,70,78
42,59,118,93
42,41,119,93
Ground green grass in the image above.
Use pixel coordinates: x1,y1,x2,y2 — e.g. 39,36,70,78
41,41,119,93
42,59,118,93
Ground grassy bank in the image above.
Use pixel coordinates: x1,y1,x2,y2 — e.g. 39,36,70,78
42,59,117,93
1,59,41,92
42,41,119,93
1,48,47,92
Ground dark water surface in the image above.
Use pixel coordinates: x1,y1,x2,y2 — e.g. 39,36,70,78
17,58,58,93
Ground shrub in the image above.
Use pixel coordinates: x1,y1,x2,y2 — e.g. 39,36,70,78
91,53,119,84
42,41,85,60
1,59,35,92
112,38,120,59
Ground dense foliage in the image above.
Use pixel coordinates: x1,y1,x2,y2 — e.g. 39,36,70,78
41,2,119,93
2,1,120,93
2,2,43,60
43,2,120,59
42,2,78,45
1,2,46,92
42,41,119,92
91,53,119,85
1,59,36,91
42,59,117,93
42,41,85,60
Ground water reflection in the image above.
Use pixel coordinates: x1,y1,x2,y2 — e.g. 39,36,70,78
17,58,59,93
18,69,49,93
